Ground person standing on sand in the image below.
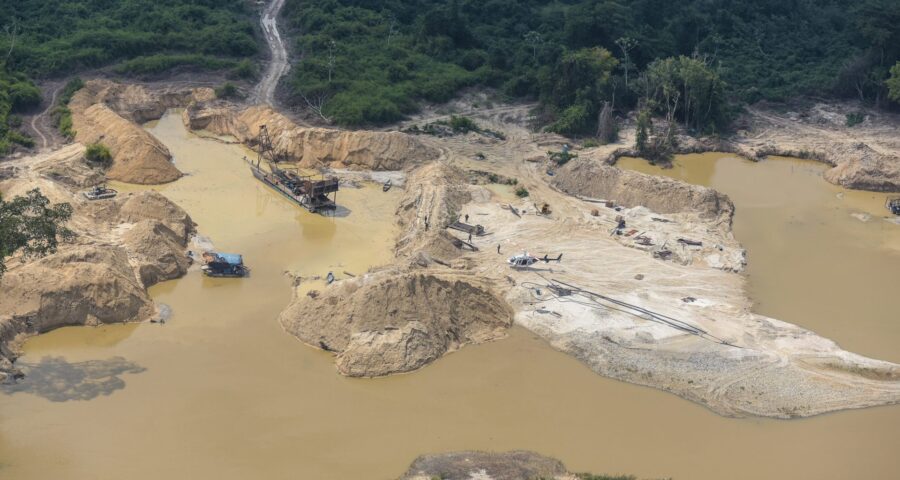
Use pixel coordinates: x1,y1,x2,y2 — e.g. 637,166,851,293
497,244,501,254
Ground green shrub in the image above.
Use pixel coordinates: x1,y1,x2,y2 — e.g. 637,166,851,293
52,78,85,139
515,186,530,198
85,142,112,167
547,104,593,135
583,139,599,148
230,60,257,80
8,131,35,148
58,78,85,105
576,475,636,480
845,111,865,127
449,115,479,133
114,54,237,76
215,82,240,99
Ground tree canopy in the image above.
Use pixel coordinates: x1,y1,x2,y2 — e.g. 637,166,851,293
0,188,73,278
283,0,900,132
0,0,259,154
888,62,900,104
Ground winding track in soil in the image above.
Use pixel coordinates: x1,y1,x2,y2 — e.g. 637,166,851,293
27,82,63,151
252,0,290,106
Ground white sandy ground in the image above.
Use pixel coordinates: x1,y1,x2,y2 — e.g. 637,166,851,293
392,94,900,418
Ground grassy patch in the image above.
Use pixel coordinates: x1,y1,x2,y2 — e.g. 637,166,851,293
85,142,112,167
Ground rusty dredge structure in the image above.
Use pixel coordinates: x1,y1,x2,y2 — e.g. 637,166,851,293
248,125,339,213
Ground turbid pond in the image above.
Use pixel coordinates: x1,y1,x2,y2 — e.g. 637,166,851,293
619,153,900,363
1,119,897,480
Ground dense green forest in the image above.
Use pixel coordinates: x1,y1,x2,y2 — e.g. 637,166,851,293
283,0,900,133
0,0,259,153
2,1,900,152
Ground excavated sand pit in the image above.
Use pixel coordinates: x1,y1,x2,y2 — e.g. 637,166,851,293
2,108,900,480
0,145,195,382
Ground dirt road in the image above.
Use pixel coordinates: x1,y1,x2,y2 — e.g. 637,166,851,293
252,0,290,106
26,82,63,151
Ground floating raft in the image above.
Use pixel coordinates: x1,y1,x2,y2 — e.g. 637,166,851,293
249,161,339,213
201,252,248,278
887,197,900,216
82,186,118,200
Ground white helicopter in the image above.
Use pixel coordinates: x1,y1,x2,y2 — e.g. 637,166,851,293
507,251,563,269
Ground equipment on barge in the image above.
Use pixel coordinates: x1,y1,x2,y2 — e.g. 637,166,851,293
248,125,339,213
887,197,900,216
82,184,118,200
201,252,248,278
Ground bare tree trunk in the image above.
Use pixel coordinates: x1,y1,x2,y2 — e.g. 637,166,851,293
596,101,616,144
298,91,332,123
4,20,19,64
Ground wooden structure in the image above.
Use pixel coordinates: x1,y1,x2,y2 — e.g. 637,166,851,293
248,125,339,213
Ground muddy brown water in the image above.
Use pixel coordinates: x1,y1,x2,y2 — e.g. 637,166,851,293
618,153,900,363
1,119,898,479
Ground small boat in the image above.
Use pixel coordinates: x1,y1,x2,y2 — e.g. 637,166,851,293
448,221,485,236
507,252,563,269
887,196,900,216
201,252,248,278
82,185,118,200
677,237,703,247
382,179,392,192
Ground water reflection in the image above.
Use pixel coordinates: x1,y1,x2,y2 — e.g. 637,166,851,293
1,356,144,402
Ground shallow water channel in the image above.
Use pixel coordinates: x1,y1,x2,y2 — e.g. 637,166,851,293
1,119,898,479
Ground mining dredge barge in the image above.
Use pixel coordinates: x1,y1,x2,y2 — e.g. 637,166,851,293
248,125,339,213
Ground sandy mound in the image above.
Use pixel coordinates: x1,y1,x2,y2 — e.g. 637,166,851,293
399,451,574,480
820,143,900,191
279,271,513,377
394,162,473,261
1,149,194,382
70,101,180,184
553,158,734,222
0,246,156,381
184,104,439,170
74,79,215,124
121,221,192,287
68,79,215,185
733,102,900,192
112,191,195,241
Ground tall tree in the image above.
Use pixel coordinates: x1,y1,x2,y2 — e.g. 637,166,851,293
888,62,900,103
0,189,73,277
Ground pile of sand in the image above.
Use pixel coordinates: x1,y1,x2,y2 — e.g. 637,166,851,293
68,79,214,185
394,162,473,261
73,79,214,125
0,151,195,382
553,158,734,222
184,104,440,170
0,246,156,381
279,271,513,377
733,103,900,192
